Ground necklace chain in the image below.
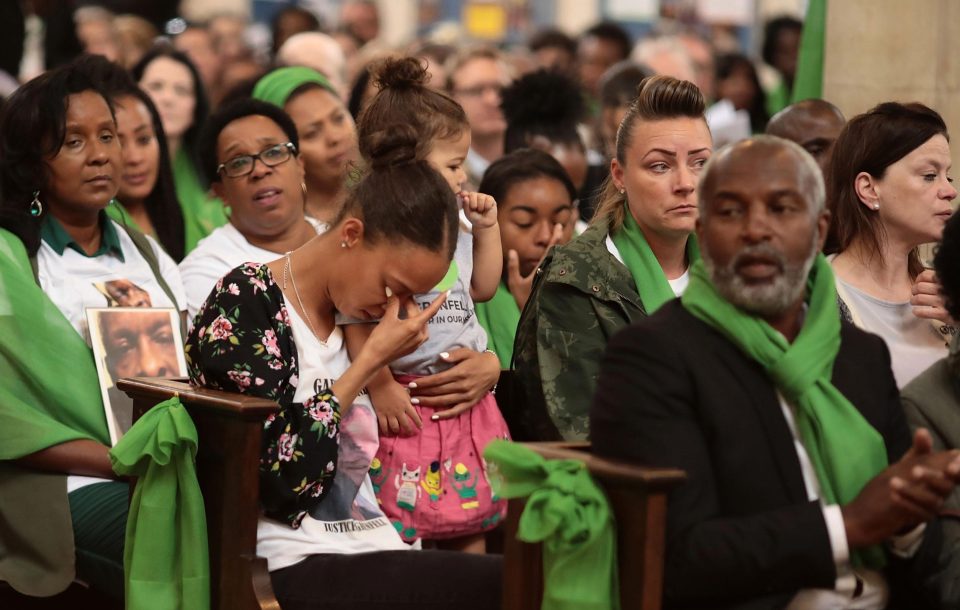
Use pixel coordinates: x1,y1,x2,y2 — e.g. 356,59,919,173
284,252,325,345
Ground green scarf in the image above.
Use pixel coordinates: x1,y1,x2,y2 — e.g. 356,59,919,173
0,229,111,456
476,282,520,368
173,150,228,254
611,206,700,313
105,198,142,233
110,397,210,610
484,440,619,610
0,228,112,594
252,66,336,108
681,255,888,567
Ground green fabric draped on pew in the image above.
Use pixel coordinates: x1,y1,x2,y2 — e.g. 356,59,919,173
110,397,210,610
484,440,619,610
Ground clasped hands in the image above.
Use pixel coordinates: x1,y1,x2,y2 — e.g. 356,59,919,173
843,428,960,549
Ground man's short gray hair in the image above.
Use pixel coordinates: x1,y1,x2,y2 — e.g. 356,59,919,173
698,135,826,220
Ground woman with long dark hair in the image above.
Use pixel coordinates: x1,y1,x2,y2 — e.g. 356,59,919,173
0,54,185,602
83,55,186,260
133,45,227,253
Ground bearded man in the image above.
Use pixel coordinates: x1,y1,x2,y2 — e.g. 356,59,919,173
590,136,960,609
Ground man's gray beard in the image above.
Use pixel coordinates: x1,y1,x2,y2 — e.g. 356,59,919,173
703,235,819,318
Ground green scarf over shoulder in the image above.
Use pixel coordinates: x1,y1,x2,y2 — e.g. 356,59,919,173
681,255,888,568
476,282,520,368
0,228,111,594
173,149,228,253
611,206,700,313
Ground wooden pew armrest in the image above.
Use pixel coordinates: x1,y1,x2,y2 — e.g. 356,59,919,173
117,377,278,420
116,376,279,610
502,442,685,610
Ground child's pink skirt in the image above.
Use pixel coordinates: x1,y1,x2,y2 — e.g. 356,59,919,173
370,374,510,541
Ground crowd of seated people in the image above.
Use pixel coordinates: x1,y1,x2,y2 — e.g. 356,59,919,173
3,4,960,609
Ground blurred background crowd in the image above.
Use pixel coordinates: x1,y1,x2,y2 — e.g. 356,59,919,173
1,0,814,185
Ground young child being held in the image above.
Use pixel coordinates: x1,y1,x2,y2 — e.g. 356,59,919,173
343,57,508,553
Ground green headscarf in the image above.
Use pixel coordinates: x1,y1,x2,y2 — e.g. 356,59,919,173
252,66,336,108
681,254,888,567
610,204,700,313
484,440,619,610
476,282,520,368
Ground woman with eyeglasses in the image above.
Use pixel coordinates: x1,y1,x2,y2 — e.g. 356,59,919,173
252,67,360,225
178,98,326,321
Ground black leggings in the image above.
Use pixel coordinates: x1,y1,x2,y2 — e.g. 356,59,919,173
270,549,502,610
68,481,128,601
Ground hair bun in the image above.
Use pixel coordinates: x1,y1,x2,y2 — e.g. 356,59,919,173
372,56,429,91
363,123,420,170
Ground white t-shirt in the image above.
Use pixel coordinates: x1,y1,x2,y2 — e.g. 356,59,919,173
605,235,689,298
179,219,326,321
835,277,948,388
38,220,185,341
37,215,186,493
256,302,413,572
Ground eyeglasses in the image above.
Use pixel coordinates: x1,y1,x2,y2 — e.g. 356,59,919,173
217,142,297,178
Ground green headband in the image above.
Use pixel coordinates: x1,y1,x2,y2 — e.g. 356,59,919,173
252,67,337,108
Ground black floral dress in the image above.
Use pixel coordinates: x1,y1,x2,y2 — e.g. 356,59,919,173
185,262,340,527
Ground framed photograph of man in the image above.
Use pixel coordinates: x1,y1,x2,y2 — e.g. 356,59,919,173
86,307,187,445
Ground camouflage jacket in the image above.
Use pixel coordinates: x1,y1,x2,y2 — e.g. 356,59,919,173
512,220,646,441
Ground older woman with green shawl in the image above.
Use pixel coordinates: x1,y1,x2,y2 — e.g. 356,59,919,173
513,76,712,441
0,57,204,606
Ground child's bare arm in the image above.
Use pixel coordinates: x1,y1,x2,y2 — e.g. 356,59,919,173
343,322,422,435
461,191,502,302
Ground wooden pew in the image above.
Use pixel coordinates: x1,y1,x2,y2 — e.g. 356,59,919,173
118,377,281,610
119,377,685,610
500,442,685,610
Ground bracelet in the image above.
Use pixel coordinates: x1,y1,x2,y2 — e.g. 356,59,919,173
484,349,500,394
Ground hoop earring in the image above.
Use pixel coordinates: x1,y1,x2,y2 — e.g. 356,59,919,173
29,191,42,217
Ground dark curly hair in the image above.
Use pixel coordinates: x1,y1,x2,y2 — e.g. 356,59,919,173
478,148,577,207
197,98,301,185
0,55,115,255
501,69,586,154
935,212,960,322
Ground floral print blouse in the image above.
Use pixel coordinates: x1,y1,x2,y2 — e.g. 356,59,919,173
185,262,340,527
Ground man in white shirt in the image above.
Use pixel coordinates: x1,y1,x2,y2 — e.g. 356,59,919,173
591,136,960,609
